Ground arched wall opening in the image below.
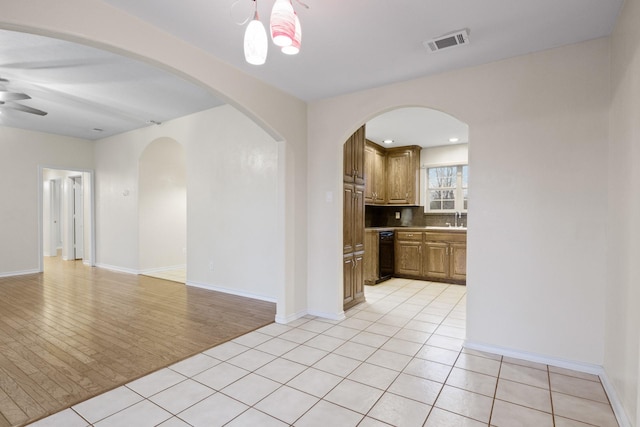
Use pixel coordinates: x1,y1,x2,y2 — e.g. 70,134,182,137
340,106,470,313
138,137,187,276
0,4,307,321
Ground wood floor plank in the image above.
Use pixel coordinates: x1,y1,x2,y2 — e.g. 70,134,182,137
0,258,275,426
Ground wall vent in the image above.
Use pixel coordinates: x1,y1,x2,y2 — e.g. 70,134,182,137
424,29,470,53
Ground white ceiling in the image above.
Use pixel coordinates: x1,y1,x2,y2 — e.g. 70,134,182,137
0,0,623,144
0,29,224,140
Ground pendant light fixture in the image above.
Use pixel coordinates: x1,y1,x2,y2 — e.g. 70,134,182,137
281,12,301,55
243,0,268,65
240,0,305,64
270,0,296,47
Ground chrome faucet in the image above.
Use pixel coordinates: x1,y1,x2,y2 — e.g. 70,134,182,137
454,211,462,227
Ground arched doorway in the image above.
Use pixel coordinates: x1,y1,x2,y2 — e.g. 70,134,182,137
342,106,469,312
138,137,187,281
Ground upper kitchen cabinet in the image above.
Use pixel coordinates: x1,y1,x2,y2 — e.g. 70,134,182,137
386,146,421,205
344,125,365,185
364,140,386,204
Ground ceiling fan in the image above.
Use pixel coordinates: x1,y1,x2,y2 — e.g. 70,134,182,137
0,78,48,116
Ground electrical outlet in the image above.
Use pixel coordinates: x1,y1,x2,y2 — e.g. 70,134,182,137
395,211,401,219
208,261,214,271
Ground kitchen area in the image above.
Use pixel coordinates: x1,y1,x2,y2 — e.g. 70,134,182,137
343,107,468,310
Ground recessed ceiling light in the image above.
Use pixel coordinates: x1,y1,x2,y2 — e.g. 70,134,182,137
92,128,103,132
449,137,459,143
383,139,394,145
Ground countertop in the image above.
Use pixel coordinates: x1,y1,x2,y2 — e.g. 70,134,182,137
366,226,467,232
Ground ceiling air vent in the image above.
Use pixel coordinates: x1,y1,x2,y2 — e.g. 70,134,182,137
424,29,470,53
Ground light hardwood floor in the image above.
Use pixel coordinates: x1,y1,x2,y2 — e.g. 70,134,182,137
0,258,276,427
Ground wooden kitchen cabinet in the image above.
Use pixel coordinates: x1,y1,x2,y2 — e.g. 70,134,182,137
449,242,467,281
343,183,365,254
343,126,367,310
386,146,420,205
343,252,364,309
423,231,467,283
424,241,449,279
395,230,423,277
364,229,379,285
394,229,467,284
344,125,365,185
395,240,422,276
364,141,386,204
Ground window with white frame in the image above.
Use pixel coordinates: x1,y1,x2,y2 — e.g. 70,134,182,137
426,165,468,212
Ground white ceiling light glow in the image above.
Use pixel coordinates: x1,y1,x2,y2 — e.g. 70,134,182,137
244,0,268,65
281,12,301,55
449,137,459,143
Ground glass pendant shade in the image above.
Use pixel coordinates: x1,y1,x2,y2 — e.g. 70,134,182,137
281,13,301,55
270,0,295,47
244,17,268,65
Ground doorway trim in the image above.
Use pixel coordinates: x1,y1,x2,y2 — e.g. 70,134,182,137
37,165,96,272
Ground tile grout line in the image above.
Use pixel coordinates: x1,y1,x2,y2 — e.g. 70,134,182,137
548,364,556,427
486,354,504,426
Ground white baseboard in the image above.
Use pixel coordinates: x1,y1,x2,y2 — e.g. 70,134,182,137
275,310,308,324
465,340,631,427
186,280,277,303
0,269,40,278
307,309,346,322
94,263,138,275
600,370,632,427
139,264,186,275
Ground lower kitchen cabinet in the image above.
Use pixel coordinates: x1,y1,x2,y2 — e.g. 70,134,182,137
395,240,422,276
395,230,467,284
344,252,365,309
449,242,467,281
424,241,449,279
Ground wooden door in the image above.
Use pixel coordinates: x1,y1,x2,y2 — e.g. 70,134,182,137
395,241,422,276
364,144,376,203
352,252,365,305
343,253,355,306
386,150,412,204
364,230,379,285
425,241,448,279
343,183,355,253
343,134,355,183
353,185,365,253
449,242,467,281
374,148,386,203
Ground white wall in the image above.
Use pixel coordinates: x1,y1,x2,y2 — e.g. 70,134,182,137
185,106,279,300
138,138,186,272
0,126,93,276
606,0,640,423
308,39,610,365
95,105,279,300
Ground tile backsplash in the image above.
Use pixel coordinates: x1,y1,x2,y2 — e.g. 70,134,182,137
365,205,467,228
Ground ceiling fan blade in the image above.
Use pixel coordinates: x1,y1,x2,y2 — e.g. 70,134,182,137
2,103,48,116
0,91,31,101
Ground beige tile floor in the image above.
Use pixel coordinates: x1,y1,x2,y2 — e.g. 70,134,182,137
29,278,619,427
144,268,187,284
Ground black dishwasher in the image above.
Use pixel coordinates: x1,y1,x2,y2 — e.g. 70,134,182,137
378,231,395,283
